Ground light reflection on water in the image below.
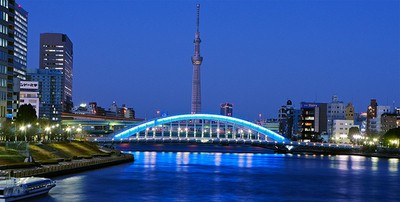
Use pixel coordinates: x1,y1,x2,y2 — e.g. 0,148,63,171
28,152,400,202
389,158,399,172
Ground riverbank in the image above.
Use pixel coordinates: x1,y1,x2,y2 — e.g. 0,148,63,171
0,141,134,178
5,153,134,178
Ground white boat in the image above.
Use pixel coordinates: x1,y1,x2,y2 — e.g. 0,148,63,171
0,177,56,202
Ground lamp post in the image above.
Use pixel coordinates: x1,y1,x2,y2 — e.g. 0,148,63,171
66,127,71,142
26,124,31,142
19,124,30,142
51,125,56,141
19,126,25,142
45,127,51,142
76,127,82,140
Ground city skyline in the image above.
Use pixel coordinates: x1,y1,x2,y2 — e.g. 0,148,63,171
20,0,399,120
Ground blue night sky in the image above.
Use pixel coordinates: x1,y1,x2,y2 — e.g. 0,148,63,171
19,0,399,120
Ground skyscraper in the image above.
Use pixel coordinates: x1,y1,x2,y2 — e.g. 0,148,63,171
39,33,73,112
27,68,63,122
0,1,28,123
191,3,203,114
0,0,11,123
14,4,28,80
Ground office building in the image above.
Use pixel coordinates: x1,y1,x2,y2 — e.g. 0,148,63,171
327,95,346,136
278,100,295,139
0,1,28,123
332,120,358,143
39,33,73,112
376,105,391,133
27,68,63,122
119,104,135,119
366,99,378,134
220,103,233,117
19,81,39,118
381,113,397,133
13,3,28,80
300,102,327,142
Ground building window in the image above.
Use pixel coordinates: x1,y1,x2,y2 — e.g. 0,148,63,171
0,0,8,8
0,38,7,47
0,11,8,21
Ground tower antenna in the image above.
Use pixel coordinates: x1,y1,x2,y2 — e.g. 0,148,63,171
191,3,203,114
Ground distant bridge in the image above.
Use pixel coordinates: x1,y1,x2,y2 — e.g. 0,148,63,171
90,114,357,151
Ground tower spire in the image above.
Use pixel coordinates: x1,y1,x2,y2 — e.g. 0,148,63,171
191,3,203,114
196,3,200,33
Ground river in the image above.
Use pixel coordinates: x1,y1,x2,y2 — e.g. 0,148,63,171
28,151,399,201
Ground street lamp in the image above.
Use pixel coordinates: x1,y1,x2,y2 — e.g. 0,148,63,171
26,124,31,142
19,126,25,142
51,125,56,141
45,127,51,142
76,128,82,140
66,127,72,142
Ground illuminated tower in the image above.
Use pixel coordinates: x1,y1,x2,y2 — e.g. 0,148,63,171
191,3,203,114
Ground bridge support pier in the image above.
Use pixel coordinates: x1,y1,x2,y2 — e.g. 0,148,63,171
170,123,172,138
201,120,204,138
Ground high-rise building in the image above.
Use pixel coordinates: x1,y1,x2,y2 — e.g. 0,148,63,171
327,95,346,136
39,33,73,112
0,0,8,123
366,99,378,134
0,1,28,123
300,102,327,142
278,100,295,139
220,103,233,117
14,3,28,80
27,68,63,122
191,3,203,114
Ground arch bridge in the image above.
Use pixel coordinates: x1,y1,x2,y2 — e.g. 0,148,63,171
98,114,287,143
91,114,356,151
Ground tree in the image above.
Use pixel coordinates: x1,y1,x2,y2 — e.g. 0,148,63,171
348,127,360,136
381,128,400,148
0,120,15,141
348,127,360,143
15,104,37,125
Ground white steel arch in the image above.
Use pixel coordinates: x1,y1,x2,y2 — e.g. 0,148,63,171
113,114,287,142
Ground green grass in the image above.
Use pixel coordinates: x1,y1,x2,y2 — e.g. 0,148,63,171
0,141,108,166
29,144,59,161
0,146,25,165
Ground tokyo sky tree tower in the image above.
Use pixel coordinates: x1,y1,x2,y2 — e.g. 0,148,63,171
191,3,203,114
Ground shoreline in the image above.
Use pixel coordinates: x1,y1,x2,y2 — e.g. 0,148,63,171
116,143,400,159
4,153,134,178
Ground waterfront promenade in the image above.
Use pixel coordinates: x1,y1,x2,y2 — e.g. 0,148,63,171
4,154,133,178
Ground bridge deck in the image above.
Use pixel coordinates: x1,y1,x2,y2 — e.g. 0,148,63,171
90,137,358,149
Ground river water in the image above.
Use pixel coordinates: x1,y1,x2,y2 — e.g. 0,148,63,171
29,151,399,201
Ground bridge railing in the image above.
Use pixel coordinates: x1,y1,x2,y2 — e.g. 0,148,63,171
88,136,359,149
